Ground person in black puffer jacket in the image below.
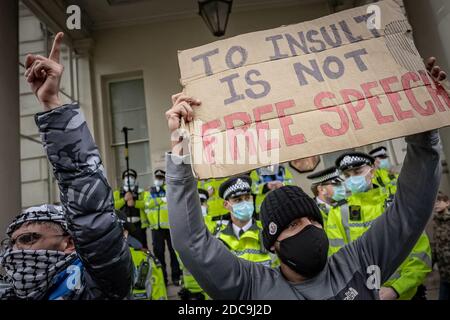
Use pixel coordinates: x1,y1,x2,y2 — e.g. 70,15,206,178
0,32,133,300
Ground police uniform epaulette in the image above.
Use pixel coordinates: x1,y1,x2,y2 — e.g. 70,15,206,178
333,199,348,207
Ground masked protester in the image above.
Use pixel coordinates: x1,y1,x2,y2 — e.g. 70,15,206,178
325,152,432,300
113,169,150,248
368,146,399,197
1,33,132,300
307,166,347,230
163,64,445,298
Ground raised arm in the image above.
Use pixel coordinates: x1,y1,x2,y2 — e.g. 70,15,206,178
27,33,133,299
349,130,441,283
165,93,255,299
338,58,446,284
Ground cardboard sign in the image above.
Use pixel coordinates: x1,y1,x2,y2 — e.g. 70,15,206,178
178,0,450,179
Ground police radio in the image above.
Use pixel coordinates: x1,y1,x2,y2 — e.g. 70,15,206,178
349,205,362,221
135,260,150,290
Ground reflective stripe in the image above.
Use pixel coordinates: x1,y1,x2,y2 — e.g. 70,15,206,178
388,271,401,281
329,238,346,247
348,220,376,228
150,222,170,229
340,204,352,243
387,253,431,282
233,249,267,256
410,252,432,267
127,216,141,223
257,260,272,268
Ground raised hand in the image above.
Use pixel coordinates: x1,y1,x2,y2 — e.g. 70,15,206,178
166,93,201,133
24,32,64,110
425,57,447,82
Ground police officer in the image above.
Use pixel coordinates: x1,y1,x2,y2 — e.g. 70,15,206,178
117,211,167,300
307,167,347,229
198,178,229,218
177,188,213,300
113,169,149,248
369,146,399,196
326,152,432,300
250,164,294,214
216,176,277,268
146,169,181,286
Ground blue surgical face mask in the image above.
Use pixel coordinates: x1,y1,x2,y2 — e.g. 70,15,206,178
345,171,371,194
123,177,136,192
332,185,347,201
379,158,391,170
231,201,254,221
154,179,164,187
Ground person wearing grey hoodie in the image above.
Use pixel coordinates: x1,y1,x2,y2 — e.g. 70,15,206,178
164,58,447,300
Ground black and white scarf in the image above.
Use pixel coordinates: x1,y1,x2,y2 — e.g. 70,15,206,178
0,249,77,300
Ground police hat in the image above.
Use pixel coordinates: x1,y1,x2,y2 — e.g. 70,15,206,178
122,169,137,179
154,169,166,178
369,146,388,159
335,152,375,172
306,166,343,185
198,188,209,203
219,176,252,200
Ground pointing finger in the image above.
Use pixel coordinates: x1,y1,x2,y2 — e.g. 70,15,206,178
49,32,64,63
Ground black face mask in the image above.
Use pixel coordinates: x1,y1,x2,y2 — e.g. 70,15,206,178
277,224,329,279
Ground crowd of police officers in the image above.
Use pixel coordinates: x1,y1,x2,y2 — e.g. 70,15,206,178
113,143,433,301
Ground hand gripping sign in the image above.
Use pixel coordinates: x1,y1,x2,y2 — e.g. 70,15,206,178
178,0,450,179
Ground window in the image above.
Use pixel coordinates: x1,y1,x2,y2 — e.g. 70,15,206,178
109,79,152,189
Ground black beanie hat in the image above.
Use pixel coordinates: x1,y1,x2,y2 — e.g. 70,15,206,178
260,185,323,251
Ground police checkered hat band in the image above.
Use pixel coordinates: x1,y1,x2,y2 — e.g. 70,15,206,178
340,155,371,167
335,151,375,171
6,204,68,237
219,176,252,200
307,167,342,185
369,146,388,158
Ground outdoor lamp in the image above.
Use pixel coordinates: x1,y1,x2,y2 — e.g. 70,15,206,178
198,0,233,37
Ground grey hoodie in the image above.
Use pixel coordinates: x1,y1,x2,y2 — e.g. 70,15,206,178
166,131,441,300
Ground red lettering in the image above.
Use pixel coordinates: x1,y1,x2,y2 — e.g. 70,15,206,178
253,104,280,151
340,89,365,130
402,72,435,116
275,100,305,146
380,76,414,121
420,70,450,111
361,81,394,124
224,112,256,161
419,70,448,112
314,91,349,137
201,119,221,164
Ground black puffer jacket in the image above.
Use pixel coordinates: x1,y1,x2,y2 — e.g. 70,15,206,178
33,103,133,299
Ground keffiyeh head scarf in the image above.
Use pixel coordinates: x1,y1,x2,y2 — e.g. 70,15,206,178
6,204,69,237
0,204,76,300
